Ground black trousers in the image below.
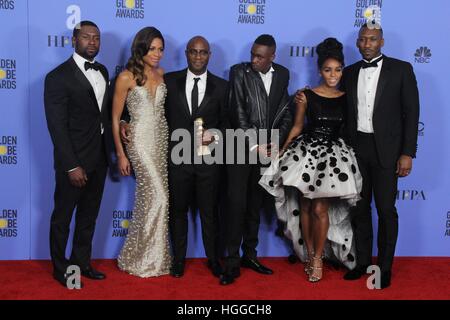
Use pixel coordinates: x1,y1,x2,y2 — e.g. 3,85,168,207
224,163,267,269
50,164,107,276
168,164,221,264
352,132,399,272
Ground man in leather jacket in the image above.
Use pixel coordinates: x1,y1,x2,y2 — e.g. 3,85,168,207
220,34,293,285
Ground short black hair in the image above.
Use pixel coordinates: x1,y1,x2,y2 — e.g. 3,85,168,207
73,20,99,38
254,34,276,50
360,23,383,37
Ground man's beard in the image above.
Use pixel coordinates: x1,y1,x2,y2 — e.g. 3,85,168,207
77,47,98,61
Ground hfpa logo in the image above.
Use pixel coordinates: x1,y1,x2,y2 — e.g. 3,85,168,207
396,190,426,201
414,46,431,63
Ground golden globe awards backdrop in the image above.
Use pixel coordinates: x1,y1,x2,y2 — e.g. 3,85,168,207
1,0,449,260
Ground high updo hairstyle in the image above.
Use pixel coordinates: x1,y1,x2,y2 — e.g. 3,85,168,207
126,26,164,86
316,37,344,69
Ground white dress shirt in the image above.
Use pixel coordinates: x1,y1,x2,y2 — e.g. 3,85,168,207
259,65,275,96
357,55,383,133
72,52,106,112
186,69,207,114
250,65,275,152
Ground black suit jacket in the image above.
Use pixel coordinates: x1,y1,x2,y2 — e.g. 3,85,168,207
342,55,420,168
164,69,229,166
44,57,112,172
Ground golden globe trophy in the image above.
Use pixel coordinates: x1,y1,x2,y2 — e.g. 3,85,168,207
194,117,211,156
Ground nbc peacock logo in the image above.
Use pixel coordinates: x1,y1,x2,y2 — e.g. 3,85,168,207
237,0,266,24
414,46,432,64
116,0,145,19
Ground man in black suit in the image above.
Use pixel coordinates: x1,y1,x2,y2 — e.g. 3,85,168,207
44,21,112,288
165,36,228,279
342,24,420,288
121,36,228,279
220,34,293,285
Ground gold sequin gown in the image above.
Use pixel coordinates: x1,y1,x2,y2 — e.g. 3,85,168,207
118,83,172,277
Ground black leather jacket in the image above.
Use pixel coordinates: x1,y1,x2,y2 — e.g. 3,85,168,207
228,62,293,148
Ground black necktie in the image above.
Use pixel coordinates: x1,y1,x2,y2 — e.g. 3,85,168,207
361,55,383,69
191,77,200,116
84,61,100,71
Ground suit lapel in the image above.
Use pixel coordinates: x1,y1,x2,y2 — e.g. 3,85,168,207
268,66,280,120
98,65,109,115
269,66,278,95
373,56,390,113
99,65,109,87
176,69,192,120
350,61,362,117
197,72,215,111
69,57,100,112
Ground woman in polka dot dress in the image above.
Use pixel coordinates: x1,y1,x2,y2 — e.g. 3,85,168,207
259,38,362,282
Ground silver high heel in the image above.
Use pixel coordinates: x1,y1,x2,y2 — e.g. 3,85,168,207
308,256,323,282
304,251,314,275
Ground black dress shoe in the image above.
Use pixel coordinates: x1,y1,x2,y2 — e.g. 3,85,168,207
380,271,391,289
170,262,185,278
241,257,273,275
219,273,235,285
219,267,240,285
207,260,224,278
81,266,106,280
288,254,299,264
53,273,83,289
343,265,368,280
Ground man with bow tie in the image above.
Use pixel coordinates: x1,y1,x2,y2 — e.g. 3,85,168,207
341,23,420,288
44,21,113,288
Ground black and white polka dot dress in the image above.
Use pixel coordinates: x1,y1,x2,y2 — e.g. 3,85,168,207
259,89,362,269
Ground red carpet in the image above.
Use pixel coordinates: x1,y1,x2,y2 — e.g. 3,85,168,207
0,257,449,300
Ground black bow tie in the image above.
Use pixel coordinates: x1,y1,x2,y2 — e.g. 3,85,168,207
84,61,100,71
361,56,383,69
